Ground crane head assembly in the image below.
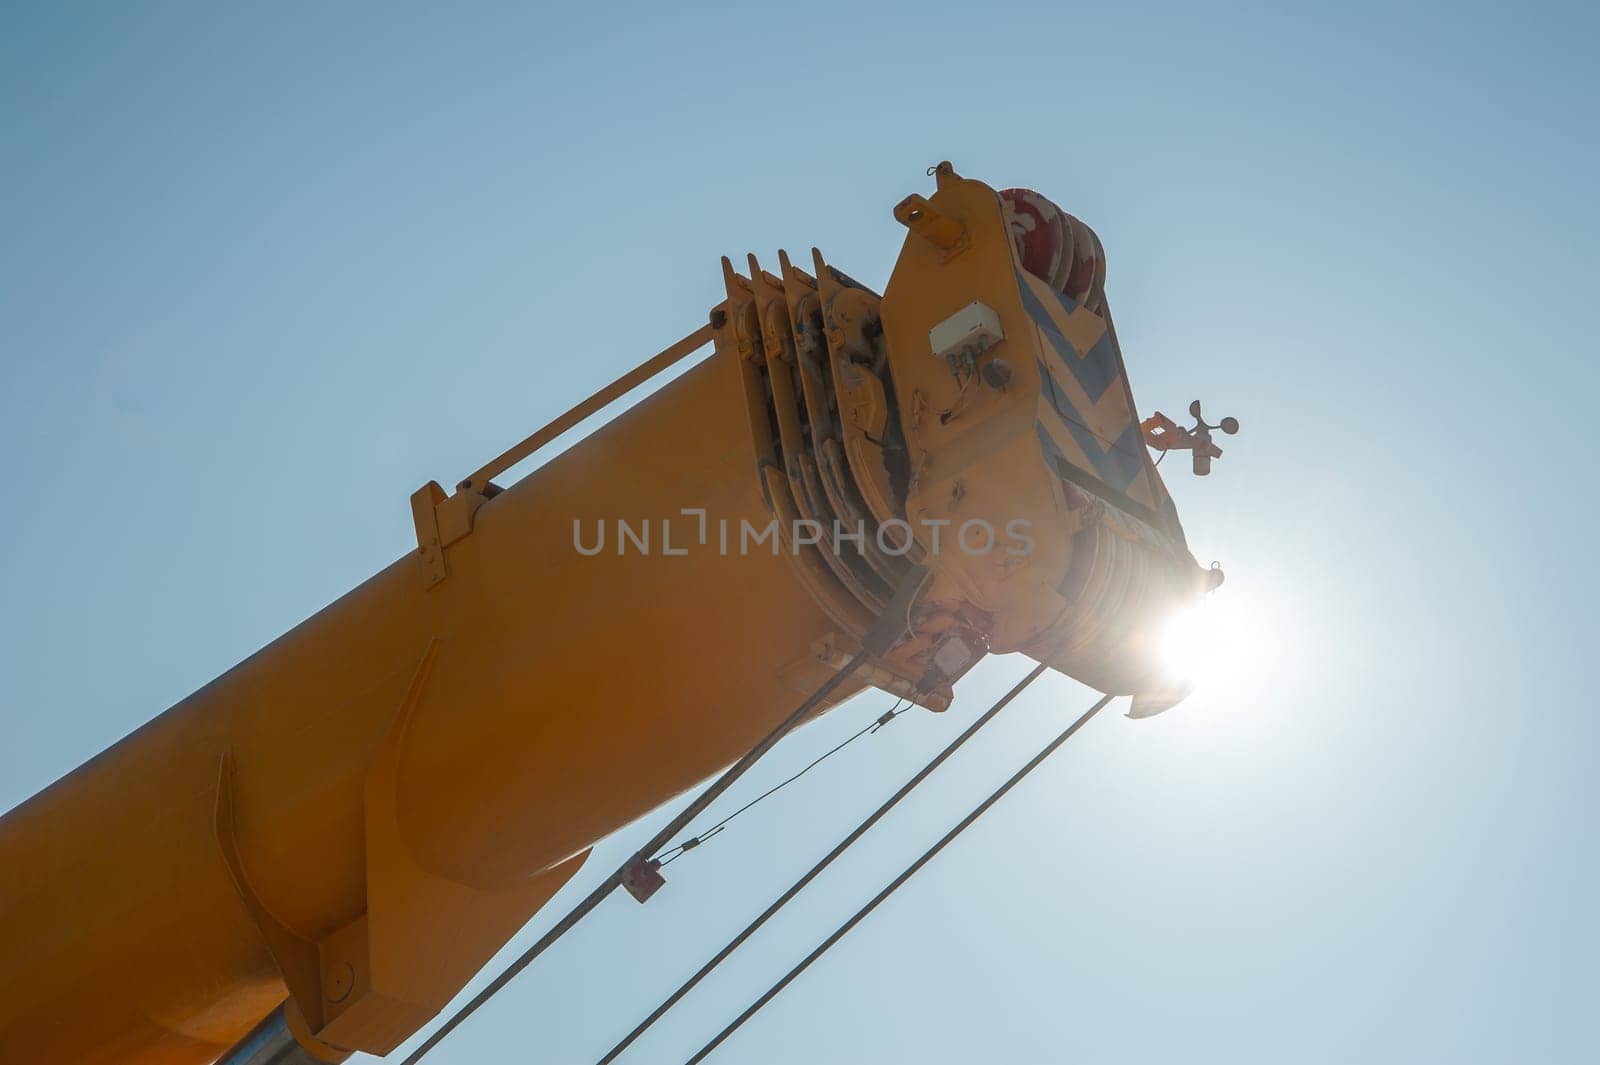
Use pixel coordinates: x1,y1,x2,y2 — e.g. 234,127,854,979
717,161,1221,718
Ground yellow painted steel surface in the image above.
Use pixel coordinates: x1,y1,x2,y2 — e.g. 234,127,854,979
0,351,858,1063
0,164,1207,1063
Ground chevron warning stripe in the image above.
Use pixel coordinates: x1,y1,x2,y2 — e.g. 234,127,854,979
1035,371,1147,493
1016,270,1119,404
1015,268,1178,535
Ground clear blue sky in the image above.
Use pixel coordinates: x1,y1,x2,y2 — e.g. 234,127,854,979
2,2,1595,1062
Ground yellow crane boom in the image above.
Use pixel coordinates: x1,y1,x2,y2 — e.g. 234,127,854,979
0,163,1212,1064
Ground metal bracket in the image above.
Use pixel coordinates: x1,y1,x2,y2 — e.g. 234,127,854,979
809,632,950,712
894,193,969,258
409,483,449,588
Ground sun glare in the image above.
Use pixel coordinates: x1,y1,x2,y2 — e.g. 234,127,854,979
1157,593,1275,695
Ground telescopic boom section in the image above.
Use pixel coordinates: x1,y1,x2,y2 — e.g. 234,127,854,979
0,163,1211,1063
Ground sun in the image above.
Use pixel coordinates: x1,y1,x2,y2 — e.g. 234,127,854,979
1156,593,1273,694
